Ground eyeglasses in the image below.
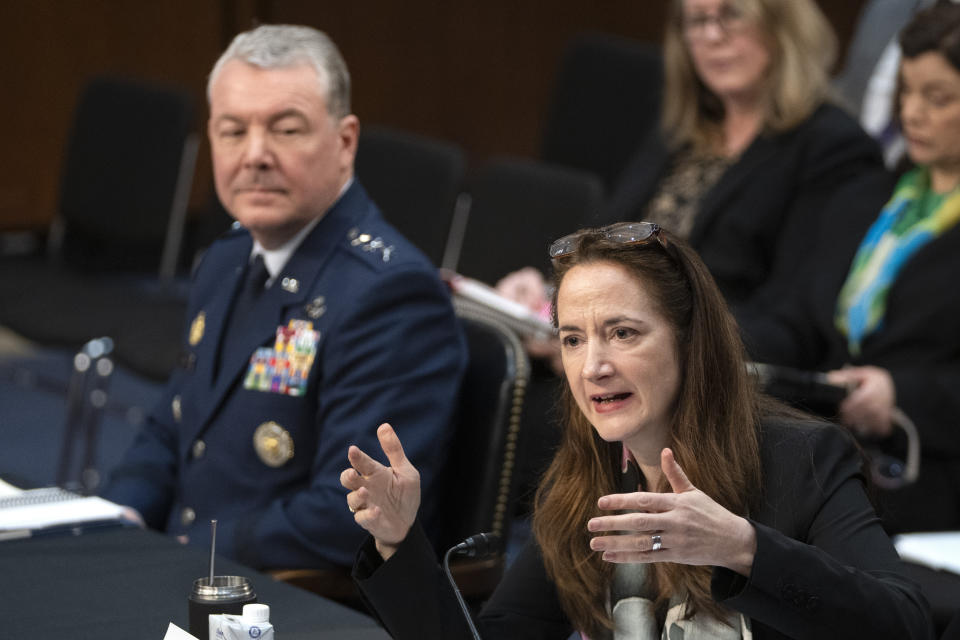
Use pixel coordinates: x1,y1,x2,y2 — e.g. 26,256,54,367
548,222,669,260
682,4,749,40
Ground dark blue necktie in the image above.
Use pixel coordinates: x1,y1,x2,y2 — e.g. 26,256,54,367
216,254,269,381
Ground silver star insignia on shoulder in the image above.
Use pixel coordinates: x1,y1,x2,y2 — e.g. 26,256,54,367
347,228,395,262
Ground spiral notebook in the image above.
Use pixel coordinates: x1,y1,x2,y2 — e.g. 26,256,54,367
0,479,125,539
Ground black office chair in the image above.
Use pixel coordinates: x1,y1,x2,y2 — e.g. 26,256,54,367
434,300,530,598
355,124,466,266
272,299,531,609
447,157,605,286
0,76,197,379
54,76,198,277
540,32,664,191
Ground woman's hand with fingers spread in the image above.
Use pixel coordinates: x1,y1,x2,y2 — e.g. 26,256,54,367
587,448,757,576
340,423,421,561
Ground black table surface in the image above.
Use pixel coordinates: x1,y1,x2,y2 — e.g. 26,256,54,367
0,525,390,640
4,521,956,638
901,560,960,633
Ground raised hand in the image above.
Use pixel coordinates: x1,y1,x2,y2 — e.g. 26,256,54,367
340,423,421,560
587,448,757,576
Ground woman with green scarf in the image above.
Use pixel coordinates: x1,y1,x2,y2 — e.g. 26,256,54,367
743,2,960,535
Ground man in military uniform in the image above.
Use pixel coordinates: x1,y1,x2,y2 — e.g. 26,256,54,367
101,25,466,570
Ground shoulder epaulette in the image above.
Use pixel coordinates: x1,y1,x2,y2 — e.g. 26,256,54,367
346,227,396,262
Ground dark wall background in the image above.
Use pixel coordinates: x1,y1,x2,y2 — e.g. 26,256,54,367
0,0,865,231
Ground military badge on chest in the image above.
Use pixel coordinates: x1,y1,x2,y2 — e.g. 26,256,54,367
253,421,294,467
189,312,206,346
243,319,320,396
305,296,326,319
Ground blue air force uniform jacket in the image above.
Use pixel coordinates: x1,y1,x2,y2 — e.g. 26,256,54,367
103,182,467,570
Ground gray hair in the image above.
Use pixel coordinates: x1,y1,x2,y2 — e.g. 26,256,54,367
207,24,351,118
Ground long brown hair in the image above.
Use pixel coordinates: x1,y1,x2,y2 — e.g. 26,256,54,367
661,0,836,150
532,227,762,637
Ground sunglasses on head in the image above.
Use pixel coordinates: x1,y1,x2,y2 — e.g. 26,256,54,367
548,222,670,260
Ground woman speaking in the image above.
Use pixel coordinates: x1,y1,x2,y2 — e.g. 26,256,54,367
340,223,932,639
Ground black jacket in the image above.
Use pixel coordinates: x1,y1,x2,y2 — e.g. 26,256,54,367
354,420,933,639
604,104,893,317
741,206,960,532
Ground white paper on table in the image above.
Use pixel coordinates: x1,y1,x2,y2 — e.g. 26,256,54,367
0,478,24,498
0,487,125,531
163,622,200,640
894,531,960,574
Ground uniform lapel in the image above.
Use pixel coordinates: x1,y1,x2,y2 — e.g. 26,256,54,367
182,236,251,451
194,237,250,390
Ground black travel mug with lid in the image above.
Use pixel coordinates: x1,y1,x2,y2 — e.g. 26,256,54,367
188,575,257,640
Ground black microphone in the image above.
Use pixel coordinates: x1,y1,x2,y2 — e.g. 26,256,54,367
443,532,500,640
450,531,499,557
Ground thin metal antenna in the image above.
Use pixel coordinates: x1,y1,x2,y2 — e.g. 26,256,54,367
208,519,218,584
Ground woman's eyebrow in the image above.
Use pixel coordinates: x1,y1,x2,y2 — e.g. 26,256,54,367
557,316,646,332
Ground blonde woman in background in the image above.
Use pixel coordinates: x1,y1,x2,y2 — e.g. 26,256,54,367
502,0,891,329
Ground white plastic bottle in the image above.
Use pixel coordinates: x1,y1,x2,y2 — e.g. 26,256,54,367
241,604,273,638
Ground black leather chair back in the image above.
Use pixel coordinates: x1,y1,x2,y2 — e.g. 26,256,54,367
451,157,604,286
540,32,663,191
56,75,197,274
0,76,195,377
355,125,465,267
438,300,530,553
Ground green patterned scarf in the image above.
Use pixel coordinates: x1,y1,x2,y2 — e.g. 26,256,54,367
836,167,960,356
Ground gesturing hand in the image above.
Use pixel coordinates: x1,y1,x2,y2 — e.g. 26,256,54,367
340,423,421,561
587,448,757,576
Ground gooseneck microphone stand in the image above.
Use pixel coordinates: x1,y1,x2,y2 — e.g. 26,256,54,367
442,532,499,640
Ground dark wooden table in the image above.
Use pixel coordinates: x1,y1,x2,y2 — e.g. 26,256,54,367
0,525,389,640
